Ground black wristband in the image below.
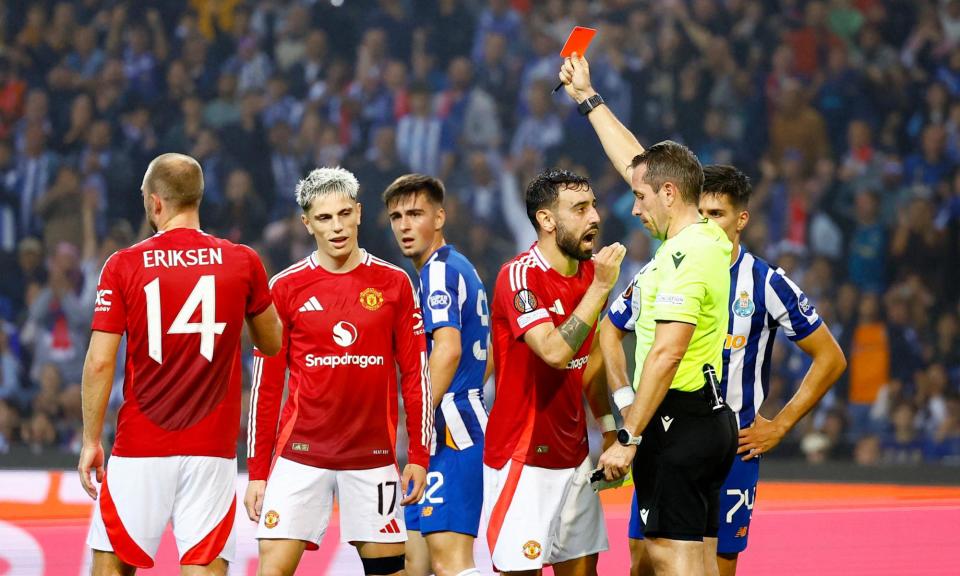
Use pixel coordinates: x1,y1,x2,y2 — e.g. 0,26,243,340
577,94,604,116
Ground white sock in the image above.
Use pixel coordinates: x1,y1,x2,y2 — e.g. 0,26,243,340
454,570,480,576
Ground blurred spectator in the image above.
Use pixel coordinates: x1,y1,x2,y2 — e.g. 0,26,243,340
847,293,889,440
428,0,474,68
204,72,242,129
472,0,523,63
224,35,272,93
789,1,845,78
924,396,960,464
848,190,887,292
0,328,21,404
21,241,95,387
769,78,832,172
220,168,265,246
510,81,563,160
437,57,501,152
904,124,954,187
881,402,924,464
0,399,19,453
191,127,234,223
287,30,328,100
79,118,134,225
396,82,454,180
266,121,303,213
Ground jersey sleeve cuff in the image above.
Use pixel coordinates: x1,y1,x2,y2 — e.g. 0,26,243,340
787,318,822,341
652,312,699,325
248,298,273,318
90,323,124,335
406,451,430,469
426,320,461,333
246,461,270,481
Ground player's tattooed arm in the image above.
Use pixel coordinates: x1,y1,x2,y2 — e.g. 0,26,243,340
559,313,592,352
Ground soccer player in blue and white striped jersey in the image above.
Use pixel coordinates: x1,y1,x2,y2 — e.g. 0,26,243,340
384,174,490,576
602,165,847,576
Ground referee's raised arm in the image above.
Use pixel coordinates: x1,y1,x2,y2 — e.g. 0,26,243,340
558,53,645,183
562,53,739,576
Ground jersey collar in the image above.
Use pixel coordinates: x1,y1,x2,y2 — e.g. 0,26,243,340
426,244,452,265
731,245,745,270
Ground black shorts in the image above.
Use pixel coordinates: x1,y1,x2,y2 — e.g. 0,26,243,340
632,387,737,541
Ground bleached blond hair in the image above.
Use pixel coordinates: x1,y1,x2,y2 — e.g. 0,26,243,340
295,167,360,210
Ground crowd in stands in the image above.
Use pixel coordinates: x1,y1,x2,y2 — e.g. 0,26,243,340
0,0,958,466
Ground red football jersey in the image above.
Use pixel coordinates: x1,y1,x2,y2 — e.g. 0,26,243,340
92,228,272,457
247,250,431,480
485,244,596,469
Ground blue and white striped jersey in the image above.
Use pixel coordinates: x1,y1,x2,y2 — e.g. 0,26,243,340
420,244,490,452
607,247,822,428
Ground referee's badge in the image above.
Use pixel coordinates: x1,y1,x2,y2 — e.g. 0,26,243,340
732,290,755,318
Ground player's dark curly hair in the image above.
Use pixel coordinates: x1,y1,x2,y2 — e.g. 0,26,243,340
525,169,591,231
702,165,752,209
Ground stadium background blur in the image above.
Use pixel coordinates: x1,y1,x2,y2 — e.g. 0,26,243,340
0,0,958,471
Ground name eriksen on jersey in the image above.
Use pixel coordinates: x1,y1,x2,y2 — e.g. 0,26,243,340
143,248,223,269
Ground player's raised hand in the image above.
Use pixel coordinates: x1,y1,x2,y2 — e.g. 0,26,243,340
559,52,596,103
400,463,427,505
244,480,267,522
78,442,105,500
591,242,627,293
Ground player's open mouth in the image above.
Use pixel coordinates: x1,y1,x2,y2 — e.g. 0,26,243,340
330,236,348,247
582,229,598,243
401,237,415,247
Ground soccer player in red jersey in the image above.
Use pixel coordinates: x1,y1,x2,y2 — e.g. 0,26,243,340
244,167,431,576
78,153,282,575
484,169,624,575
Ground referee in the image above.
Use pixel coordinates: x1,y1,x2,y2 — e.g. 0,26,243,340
560,54,737,575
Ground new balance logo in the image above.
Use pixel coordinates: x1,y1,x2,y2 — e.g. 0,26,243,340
298,296,323,312
549,299,565,315
661,415,674,432
379,519,401,534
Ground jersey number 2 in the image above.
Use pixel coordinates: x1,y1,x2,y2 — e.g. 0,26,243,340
144,275,226,363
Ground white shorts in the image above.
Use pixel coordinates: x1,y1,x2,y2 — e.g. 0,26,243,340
256,457,406,547
483,457,608,571
87,455,237,568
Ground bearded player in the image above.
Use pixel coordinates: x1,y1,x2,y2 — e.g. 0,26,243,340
484,169,623,575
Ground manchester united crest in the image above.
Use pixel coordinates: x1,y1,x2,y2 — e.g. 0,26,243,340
522,540,542,559
360,287,384,311
264,510,280,529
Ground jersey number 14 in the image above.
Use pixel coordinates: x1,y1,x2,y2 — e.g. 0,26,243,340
144,275,226,363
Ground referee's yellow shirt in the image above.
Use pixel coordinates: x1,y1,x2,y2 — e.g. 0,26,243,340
631,218,732,392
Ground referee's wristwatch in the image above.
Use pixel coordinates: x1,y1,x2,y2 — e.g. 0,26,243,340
577,93,604,116
617,428,642,446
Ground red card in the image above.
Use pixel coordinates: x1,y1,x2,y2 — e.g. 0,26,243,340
559,26,597,58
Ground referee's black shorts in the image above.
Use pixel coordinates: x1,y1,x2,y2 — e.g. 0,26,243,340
632,387,737,541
